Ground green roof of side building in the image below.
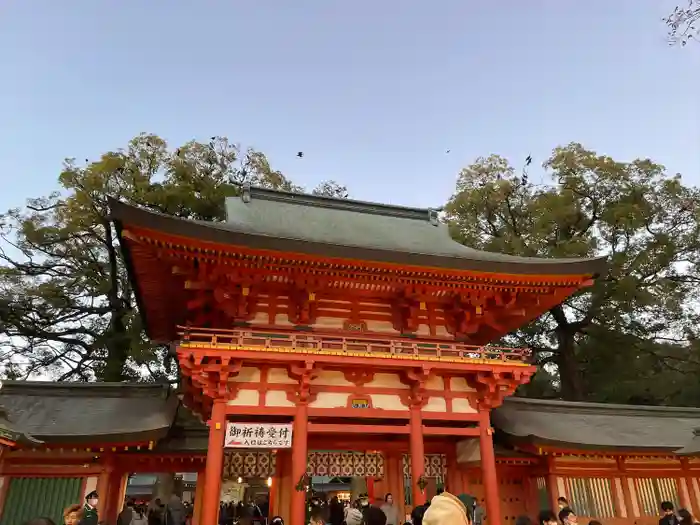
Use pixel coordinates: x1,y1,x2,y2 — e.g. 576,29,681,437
494,397,700,452
1,381,698,454
0,381,178,445
110,187,607,276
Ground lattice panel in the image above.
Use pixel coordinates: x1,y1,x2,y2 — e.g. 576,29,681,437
402,454,447,479
223,451,276,478
306,452,384,477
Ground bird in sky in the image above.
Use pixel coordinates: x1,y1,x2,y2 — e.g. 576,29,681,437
297,151,304,158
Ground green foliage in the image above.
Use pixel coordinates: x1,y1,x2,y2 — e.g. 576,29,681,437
0,134,347,382
446,143,700,403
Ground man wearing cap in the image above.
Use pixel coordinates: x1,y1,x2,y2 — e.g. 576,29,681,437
81,491,99,525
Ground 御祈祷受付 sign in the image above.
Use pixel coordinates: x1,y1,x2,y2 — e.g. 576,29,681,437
224,423,293,449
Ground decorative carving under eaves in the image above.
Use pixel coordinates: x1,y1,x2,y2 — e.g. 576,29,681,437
466,370,532,410
287,360,319,405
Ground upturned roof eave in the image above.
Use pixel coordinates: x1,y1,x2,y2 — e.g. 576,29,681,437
109,198,607,278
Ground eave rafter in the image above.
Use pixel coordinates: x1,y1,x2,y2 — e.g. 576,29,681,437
120,228,594,343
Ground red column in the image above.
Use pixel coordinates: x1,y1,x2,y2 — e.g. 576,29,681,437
409,405,426,506
479,411,501,525
446,444,460,494
291,402,309,525
268,451,282,516
367,476,376,504
201,400,226,525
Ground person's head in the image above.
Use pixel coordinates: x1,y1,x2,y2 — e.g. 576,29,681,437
661,502,676,516
678,509,693,525
411,504,427,525
85,491,99,508
559,507,577,525
588,521,603,525
516,516,534,525
423,493,472,525
385,493,393,504
270,517,284,525
126,499,135,509
23,519,56,525
345,507,363,525
63,504,83,525
365,506,388,525
538,510,558,525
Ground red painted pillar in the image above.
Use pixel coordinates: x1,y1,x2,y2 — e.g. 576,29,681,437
479,411,501,525
268,451,282,517
367,477,376,504
446,444,461,495
291,402,309,525
409,405,426,506
201,401,226,525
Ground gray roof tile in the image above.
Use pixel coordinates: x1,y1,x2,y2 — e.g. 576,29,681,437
110,189,607,276
494,397,700,451
0,381,177,444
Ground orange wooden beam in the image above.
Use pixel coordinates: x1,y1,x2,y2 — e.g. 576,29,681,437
308,423,409,434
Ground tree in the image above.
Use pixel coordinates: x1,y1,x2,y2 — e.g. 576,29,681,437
665,0,699,45
0,134,348,382
445,143,700,403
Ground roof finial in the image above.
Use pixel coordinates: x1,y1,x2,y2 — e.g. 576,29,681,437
241,183,252,203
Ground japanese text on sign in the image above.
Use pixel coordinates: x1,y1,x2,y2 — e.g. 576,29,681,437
225,423,293,449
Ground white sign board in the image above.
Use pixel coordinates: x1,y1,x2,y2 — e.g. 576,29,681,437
225,423,293,449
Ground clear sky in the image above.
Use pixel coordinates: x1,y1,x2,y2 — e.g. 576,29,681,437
0,0,697,212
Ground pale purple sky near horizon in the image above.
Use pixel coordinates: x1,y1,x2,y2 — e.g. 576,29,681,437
0,0,698,214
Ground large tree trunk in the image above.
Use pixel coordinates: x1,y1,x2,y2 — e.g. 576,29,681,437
556,327,584,401
550,305,585,401
101,219,130,382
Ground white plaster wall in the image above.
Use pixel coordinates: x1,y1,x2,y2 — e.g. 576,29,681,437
265,390,295,407
425,376,444,390
310,393,349,409
365,373,406,389
268,368,296,384
422,397,447,412
314,317,344,329
273,314,293,326
370,394,405,410
364,320,395,332
450,377,474,392
227,389,259,406
311,370,353,386
231,367,261,383
452,398,476,413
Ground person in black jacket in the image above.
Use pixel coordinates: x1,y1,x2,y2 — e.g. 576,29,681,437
660,502,681,525
80,491,99,525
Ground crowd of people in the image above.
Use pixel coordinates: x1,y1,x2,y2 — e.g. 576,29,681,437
17,488,700,525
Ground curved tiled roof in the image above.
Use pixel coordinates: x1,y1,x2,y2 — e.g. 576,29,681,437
494,397,700,452
0,381,178,444
110,188,607,276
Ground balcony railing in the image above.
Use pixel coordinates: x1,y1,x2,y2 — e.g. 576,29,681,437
177,326,532,364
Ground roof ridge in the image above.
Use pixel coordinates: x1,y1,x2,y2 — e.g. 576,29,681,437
243,186,440,223
504,396,700,416
0,381,171,397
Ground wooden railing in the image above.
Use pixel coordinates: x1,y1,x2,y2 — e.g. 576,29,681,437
177,326,532,363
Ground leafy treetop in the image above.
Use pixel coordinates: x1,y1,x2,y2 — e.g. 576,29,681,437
0,134,348,382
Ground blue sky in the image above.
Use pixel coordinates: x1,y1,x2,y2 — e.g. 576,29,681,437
0,0,697,212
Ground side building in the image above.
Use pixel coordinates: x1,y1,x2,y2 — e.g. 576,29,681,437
1,381,700,525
